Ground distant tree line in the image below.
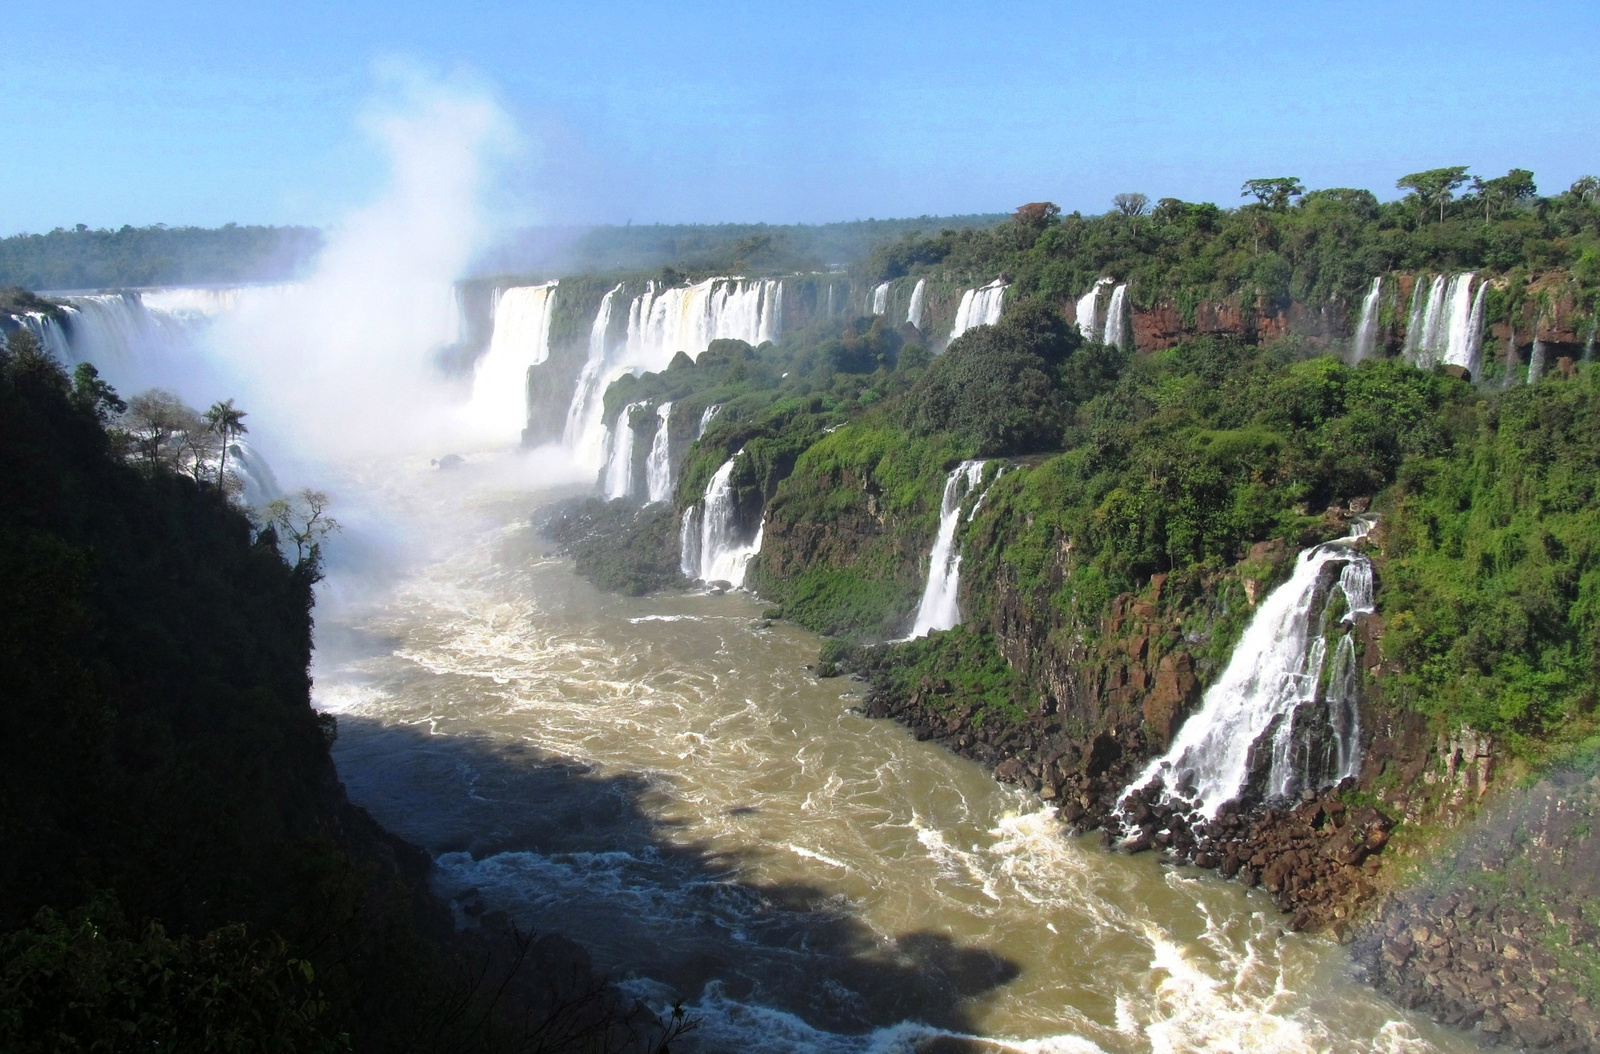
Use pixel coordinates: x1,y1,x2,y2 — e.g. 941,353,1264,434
863,167,1600,315
0,223,324,290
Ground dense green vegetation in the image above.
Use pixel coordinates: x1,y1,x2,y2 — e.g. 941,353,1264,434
1377,372,1600,754
865,169,1600,321
0,331,646,1051
0,223,323,289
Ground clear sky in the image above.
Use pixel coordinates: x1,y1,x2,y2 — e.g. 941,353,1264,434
4,0,1596,234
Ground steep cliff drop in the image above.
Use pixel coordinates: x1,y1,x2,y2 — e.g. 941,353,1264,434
1117,521,1375,822
469,282,557,440
907,460,988,638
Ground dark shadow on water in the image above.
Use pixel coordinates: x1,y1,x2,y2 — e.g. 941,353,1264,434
333,715,1019,1046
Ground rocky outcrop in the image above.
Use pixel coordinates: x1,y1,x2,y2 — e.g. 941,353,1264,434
1352,765,1600,1050
1128,298,1347,351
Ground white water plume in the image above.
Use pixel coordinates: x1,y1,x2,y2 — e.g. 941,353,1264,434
906,278,927,329
908,460,988,638
1351,277,1382,362
645,402,674,503
948,280,1006,345
1102,283,1131,351
1528,337,1547,384
1403,273,1482,374
162,70,522,466
1075,278,1113,342
469,282,556,441
604,401,644,500
680,454,763,588
871,281,890,316
1119,521,1375,820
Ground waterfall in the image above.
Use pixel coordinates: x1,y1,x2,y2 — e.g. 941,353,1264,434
470,282,557,440
1503,327,1520,389
1351,277,1382,362
645,402,674,502
1117,521,1375,821
906,279,927,329
1102,283,1131,351
1075,278,1113,341
683,455,763,588
1528,337,1546,384
4,311,70,358
1584,323,1595,364
562,283,624,468
603,401,644,500
624,277,784,367
1462,282,1487,379
1403,274,1480,370
1402,278,1428,361
947,281,1007,345
871,282,890,316
696,403,722,438
907,460,988,638
679,504,703,579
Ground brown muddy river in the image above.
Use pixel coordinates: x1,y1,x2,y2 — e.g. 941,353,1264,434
312,450,1477,1054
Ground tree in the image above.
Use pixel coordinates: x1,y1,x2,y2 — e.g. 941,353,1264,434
1240,178,1304,211
204,398,248,487
1112,193,1150,217
1012,202,1061,229
1397,166,1470,223
70,363,126,423
1569,176,1600,205
1471,169,1537,221
123,389,202,473
265,489,340,567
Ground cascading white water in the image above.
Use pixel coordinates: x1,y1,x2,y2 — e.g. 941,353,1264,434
1528,337,1547,384
907,460,988,638
645,402,674,503
906,278,927,329
1351,277,1382,362
678,503,703,579
624,277,783,366
1075,278,1113,341
469,282,557,441
1118,521,1375,820
871,282,890,316
696,403,721,438
947,281,1006,345
562,283,624,468
681,455,763,588
1404,273,1481,372
1102,283,1131,351
603,400,644,500
4,311,70,358
1463,282,1487,379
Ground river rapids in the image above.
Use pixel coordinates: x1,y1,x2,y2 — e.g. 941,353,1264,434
309,450,1478,1054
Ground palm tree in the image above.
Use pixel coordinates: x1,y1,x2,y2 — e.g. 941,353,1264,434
204,399,248,487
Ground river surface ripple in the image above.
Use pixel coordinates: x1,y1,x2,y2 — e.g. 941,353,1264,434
313,454,1475,1054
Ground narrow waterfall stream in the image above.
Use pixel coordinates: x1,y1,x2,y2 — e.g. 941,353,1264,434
908,460,988,638
645,401,674,502
1350,278,1382,362
315,458,1475,1054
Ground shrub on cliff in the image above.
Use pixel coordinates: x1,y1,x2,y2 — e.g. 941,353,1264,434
902,300,1091,456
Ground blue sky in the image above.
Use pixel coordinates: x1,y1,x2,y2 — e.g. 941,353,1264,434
3,0,1596,234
